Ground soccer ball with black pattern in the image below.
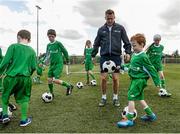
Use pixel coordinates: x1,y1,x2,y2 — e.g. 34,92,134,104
42,92,53,103
76,82,84,89
102,60,116,73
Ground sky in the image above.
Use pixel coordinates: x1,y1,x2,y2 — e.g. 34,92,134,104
0,0,180,56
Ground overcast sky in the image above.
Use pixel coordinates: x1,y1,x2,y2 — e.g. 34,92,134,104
0,0,180,55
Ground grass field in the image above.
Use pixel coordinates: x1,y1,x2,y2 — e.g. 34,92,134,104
0,64,180,133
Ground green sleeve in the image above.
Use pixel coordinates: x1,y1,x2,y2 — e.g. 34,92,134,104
59,43,69,63
142,56,161,87
0,48,2,58
31,51,37,75
0,45,14,75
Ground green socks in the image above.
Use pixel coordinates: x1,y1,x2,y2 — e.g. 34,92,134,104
144,107,153,115
20,102,28,121
90,73,95,80
161,79,166,89
2,102,8,116
48,84,53,93
126,112,134,120
86,73,89,84
61,81,71,88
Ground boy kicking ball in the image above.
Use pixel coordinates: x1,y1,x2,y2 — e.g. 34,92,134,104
0,30,36,126
146,34,171,97
45,29,73,97
117,34,162,128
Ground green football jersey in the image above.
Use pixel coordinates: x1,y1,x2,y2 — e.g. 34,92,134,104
128,51,160,86
0,48,3,63
0,43,36,77
146,44,164,65
85,48,93,63
46,41,69,65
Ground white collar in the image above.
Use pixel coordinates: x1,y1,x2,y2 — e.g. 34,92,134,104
134,51,144,56
50,40,56,44
154,44,161,47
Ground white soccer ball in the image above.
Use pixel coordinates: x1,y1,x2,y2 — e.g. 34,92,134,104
121,106,137,120
76,82,84,89
158,88,167,96
102,60,116,73
42,92,53,103
90,80,97,86
0,107,12,117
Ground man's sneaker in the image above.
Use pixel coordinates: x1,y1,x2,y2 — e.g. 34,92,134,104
2,114,10,124
20,117,32,127
8,103,17,111
66,84,73,96
117,119,134,128
99,98,107,107
140,113,157,121
113,99,120,107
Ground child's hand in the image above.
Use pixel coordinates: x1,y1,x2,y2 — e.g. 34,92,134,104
124,54,131,63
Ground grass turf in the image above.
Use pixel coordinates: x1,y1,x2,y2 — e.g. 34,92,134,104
0,64,180,132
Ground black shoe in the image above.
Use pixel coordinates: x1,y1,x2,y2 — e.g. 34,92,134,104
66,85,73,96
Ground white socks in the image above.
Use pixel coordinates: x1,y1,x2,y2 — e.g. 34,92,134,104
113,94,118,100
101,94,118,100
102,94,107,100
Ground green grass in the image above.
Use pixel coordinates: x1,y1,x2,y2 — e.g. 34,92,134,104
0,64,180,132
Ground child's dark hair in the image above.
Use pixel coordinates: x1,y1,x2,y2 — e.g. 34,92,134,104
105,9,115,15
47,29,56,36
17,30,31,41
130,33,146,47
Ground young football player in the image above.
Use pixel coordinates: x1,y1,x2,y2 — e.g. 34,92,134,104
146,34,171,96
0,30,36,126
117,34,161,127
83,40,96,85
45,29,73,96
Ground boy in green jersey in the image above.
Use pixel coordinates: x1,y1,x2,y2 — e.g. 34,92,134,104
83,40,96,85
146,34,171,97
0,30,36,126
117,34,161,128
45,29,73,96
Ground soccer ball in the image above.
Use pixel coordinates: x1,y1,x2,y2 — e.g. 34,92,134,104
42,92,53,103
90,80,97,86
102,60,116,73
121,106,137,120
158,88,167,96
0,107,12,117
76,82,84,89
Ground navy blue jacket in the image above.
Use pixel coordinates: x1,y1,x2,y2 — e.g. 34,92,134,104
92,23,132,57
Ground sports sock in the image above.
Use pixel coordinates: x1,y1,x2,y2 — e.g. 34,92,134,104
48,84,53,93
161,79,166,89
102,94,107,100
126,112,134,120
144,106,153,115
113,94,118,100
90,73,95,80
61,81,71,88
20,102,28,121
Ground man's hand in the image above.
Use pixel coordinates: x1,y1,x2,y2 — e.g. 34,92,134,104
124,54,131,63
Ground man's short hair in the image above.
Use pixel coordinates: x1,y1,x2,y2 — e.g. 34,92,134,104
130,33,146,47
105,9,115,15
47,29,56,36
17,30,31,41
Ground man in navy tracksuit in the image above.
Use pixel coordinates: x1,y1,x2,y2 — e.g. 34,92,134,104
92,9,132,107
